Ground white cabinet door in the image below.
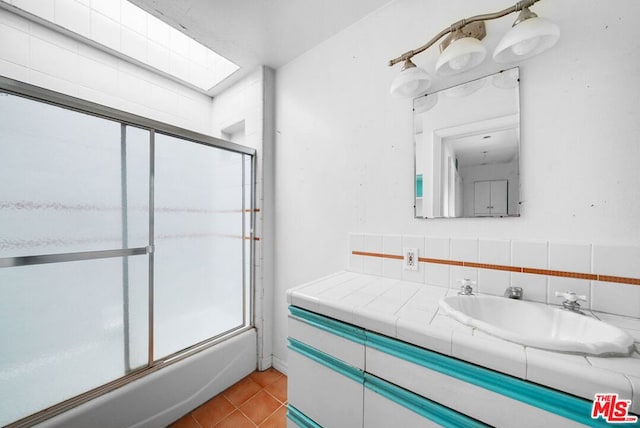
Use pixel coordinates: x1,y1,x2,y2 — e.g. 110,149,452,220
288,350,364,428
287,311,366,428
474,180,507,217
490,179,508,215
473,181,492,216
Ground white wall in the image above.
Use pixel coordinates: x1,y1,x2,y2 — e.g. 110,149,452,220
0,4,212,133
273,0,640,366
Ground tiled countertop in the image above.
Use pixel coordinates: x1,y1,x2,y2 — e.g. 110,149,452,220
286,271,640,414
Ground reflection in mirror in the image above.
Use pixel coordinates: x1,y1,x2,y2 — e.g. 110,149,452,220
414,68,520,219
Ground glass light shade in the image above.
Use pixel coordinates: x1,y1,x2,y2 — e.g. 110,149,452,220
390,66,432,98
435,37,487,76
493,16,560,63
413,92,439,114
442,78,485,98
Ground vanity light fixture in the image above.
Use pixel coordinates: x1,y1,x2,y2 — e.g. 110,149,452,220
390,59,432,98
389,0,559,98
493,7,560,63
435,22,487,76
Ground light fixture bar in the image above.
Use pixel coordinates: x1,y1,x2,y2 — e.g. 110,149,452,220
438,22,486,53
388,0,541,67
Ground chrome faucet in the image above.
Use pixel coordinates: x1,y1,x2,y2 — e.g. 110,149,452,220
555,291,587,314
458,279,475,296
504,286,523,299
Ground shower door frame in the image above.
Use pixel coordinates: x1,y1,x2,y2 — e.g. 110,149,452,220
0,76,257,428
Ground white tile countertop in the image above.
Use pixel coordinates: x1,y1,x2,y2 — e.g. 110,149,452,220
286,271,640,414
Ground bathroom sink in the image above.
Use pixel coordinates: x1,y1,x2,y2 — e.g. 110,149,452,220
439,295,635,356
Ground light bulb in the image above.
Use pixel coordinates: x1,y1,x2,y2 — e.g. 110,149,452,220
390,63,432,97
403,80,420,92
436,36,486,76
510,38,540,56
448,53,471,71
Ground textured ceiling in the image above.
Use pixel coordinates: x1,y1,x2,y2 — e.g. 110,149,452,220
129,0,394,94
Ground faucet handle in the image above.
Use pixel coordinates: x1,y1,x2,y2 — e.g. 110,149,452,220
458,278,476,295
554,291,587,302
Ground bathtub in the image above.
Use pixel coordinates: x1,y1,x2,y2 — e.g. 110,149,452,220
37,329,257,428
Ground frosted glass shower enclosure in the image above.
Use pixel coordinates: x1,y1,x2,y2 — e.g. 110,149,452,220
0,78,255,427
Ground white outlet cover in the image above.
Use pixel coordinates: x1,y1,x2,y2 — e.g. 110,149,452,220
403,248,419,271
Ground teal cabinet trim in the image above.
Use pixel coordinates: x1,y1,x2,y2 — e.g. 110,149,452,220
287,404,322,428
288,305,633,427
289,305,366,344
288,337,365,384
366,331,610,427
365,373,490,428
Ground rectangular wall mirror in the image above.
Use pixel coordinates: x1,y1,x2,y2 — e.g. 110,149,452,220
414,68,520,219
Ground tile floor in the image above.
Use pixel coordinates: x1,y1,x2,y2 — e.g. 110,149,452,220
169,368,287,428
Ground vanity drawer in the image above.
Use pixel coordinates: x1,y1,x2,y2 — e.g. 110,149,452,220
365,332,591,428
364,373,488,428
288,306,365,370
287,341,364,428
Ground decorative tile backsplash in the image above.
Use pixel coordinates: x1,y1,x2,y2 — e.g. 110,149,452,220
348,234,640,319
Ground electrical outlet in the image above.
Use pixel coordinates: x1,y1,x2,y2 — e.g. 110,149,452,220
403,248,419,271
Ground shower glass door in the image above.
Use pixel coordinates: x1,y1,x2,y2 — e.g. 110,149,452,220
0,93,150,425
153,134,248,359
0,83,254,427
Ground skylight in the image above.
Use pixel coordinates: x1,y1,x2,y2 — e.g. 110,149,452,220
7,0,239,92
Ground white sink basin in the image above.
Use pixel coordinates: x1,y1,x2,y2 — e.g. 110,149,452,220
439,295,635,356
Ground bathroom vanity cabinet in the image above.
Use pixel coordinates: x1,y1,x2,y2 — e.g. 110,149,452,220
286,272,640,428
287,307,488,428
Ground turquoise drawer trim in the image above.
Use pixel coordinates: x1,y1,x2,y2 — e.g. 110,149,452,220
286,404,322,428
364,373,490,428
289,305,366,344
366,331,612,427
288,337,365,384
